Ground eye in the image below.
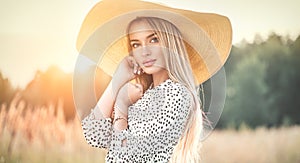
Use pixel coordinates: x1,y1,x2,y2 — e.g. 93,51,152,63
131,43,140,49
150,37,159,43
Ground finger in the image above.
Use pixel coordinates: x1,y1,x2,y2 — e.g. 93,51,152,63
137,67,144,75
134,63,139,75
127,56,138,74
127,56,135,67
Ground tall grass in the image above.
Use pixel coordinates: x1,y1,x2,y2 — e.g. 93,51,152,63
0,95,300,163
0,94,106,163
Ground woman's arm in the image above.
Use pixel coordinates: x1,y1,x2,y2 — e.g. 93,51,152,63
93,80,123,119
113,82,143,131
81,82,142,148
92,56,141,119
81,56,142,149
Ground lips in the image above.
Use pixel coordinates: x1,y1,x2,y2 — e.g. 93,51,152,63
143,59,156,67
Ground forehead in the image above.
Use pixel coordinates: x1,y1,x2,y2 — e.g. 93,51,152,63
128,20,154,35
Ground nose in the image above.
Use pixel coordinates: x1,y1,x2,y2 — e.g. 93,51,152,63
141,45,151,56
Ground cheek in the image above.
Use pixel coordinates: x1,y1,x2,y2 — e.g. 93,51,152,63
154,49,166,64
152,46,164,56
132,53,143,65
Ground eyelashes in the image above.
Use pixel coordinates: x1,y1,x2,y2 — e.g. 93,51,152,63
149,37,159,43
130,36,159,49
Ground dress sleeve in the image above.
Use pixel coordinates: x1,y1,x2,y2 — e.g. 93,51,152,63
81,109,113,149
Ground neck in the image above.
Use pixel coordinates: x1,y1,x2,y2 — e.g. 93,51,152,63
152,70,169,87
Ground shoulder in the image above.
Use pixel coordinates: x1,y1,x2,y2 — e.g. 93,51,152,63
158,79,193,107
162,79,192,98
160,80,192,118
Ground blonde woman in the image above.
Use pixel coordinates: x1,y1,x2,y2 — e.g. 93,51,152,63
76,0,232,162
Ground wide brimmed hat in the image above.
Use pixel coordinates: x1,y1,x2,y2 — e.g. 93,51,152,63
76,0,232,85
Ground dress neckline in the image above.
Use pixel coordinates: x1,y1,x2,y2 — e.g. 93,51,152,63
148,78,172,90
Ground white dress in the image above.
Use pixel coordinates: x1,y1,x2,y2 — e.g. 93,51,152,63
81,79,192,162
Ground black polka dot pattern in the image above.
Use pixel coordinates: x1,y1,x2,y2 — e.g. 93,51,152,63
81,79,192,162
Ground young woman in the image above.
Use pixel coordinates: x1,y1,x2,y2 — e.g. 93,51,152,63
82,16,202,162
76,0,232,162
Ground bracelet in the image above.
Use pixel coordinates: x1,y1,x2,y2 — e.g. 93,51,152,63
113,116,128,124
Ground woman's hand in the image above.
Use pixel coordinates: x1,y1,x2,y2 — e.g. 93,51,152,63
111,56,143,99
112,56,142,85
114,82,143,116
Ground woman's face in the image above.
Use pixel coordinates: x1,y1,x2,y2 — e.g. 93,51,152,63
128,20,166,75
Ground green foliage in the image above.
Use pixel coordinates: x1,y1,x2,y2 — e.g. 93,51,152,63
220,33,300,128
223,53,269,128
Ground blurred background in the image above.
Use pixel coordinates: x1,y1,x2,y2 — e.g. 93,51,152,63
1,0,300,162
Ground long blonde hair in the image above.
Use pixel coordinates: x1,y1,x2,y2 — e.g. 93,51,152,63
127,17,203,163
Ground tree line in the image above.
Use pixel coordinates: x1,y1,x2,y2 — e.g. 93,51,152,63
216,33,300,128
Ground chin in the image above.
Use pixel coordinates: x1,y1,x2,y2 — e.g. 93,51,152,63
143,67,166,75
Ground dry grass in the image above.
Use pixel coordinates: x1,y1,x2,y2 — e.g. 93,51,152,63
0,95,106,163
201,126,300,163
0,95,300,163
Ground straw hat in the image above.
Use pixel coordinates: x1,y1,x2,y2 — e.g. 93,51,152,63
76,0,232,85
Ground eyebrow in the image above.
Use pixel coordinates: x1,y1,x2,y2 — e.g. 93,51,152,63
129,33,157,42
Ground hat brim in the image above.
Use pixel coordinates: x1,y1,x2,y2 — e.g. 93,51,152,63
76,0,232,84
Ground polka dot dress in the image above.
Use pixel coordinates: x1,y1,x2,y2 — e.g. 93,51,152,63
82,79,192,162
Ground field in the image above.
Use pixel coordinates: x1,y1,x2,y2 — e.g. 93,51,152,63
1,97,300,163
201,126,300,163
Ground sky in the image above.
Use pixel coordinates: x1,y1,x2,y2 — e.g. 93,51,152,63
0,0,299,88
